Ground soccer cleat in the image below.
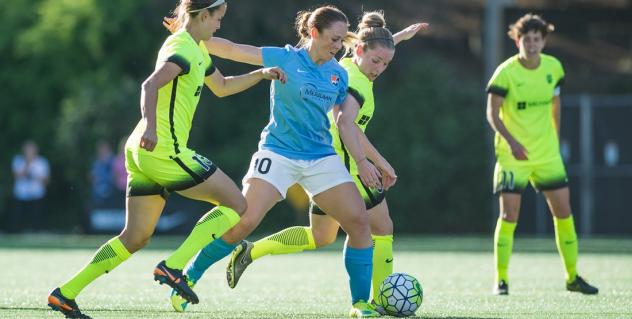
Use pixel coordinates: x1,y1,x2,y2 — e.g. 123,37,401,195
47,287,92,319
153,260,199,304
349,300,380,317
226,240,254,289
493,280,509,295
170,278,195,312
370,299,387,316
566,275,599,295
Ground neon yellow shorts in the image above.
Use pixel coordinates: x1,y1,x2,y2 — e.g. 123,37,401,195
311,174,385,215
493,156,568,194
125,147,217,198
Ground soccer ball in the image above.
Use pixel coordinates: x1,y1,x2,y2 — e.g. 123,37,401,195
376,272,423,317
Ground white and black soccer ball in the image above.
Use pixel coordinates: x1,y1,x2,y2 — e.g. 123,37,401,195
377,272,423,317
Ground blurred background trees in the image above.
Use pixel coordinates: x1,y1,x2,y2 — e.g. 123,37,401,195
1,0,630,234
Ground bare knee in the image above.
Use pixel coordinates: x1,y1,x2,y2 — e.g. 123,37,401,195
551,201,571,218
312,226,337,248
228,197,247,216
499,196,521,222
371,215,393,236
119,231,152,253
223,215,257,244
340,211,371,238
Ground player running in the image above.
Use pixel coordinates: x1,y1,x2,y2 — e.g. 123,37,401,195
47,1,285,318
166,5,382,317
486,13,598,295
220,12,428,312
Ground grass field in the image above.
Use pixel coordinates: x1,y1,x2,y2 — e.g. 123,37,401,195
1,234,631,318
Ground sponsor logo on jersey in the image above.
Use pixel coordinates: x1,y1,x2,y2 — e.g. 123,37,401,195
300,83,335,105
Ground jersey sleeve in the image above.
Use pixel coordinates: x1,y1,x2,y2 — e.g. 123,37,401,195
262,45,292,68
205,55,216,76
486,65,509,97
161,39,192,75
347,86,365,106
335,69,349,105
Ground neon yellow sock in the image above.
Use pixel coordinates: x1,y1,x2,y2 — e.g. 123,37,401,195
494,218,516,283
371,234,393,301
60,236,130,299
554,215,578,283
250,226,316,260
166,206,240,269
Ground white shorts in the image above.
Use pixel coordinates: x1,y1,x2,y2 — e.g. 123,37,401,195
242,149,353,199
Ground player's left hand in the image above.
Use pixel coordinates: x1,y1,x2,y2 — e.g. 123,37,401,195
261,67,287,84
357,159,382,189
397,22,430,42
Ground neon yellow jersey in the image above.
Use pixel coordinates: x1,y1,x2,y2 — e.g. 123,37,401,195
328,58,375,175
128,30,215,158
487,54,565,163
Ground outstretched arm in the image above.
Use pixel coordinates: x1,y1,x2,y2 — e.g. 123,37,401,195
204,37,263,66
204,67,286,97
393,22,429,45
162,18,264,65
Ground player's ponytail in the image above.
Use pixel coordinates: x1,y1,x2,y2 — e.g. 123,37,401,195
164,0,227,33
346,11,395,57
294,5,350,49
295,10,313,47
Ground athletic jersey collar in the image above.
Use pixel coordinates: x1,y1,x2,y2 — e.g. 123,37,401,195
175,29,198,46
340,58,370,83
298,47,336,70
513,54,543,72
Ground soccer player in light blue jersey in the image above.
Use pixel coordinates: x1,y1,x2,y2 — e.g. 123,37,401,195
167,5,380,317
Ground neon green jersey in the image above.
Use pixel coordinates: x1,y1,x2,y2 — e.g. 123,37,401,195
487,54,565,163
129,30,215,157
329,58,375,175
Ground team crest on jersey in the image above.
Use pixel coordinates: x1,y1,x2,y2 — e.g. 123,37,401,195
331,74,339,86
546,74,553,84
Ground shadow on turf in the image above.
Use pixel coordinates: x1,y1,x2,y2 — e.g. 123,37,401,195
0,307,501,319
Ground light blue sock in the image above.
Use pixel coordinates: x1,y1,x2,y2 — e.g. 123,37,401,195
185,238,236,283
343,245,373,304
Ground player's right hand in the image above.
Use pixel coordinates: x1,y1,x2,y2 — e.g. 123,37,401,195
509,140,528,160
140,129,157,152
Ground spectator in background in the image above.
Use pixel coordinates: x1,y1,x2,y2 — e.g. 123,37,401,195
10,140,50,233
112,136,128,197
90,141,115,207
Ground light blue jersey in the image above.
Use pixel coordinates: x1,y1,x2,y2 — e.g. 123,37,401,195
259,45,348,160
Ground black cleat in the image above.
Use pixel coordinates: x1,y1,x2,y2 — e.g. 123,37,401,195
47,287,92,318
567,275,599,295
493,280,509,295
153,260,199,304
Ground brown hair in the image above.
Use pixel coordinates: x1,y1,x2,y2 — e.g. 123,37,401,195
346,10,395,56
294,5,353,48
507,13,555,41
164,0,226,33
